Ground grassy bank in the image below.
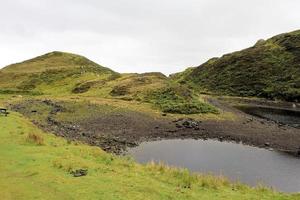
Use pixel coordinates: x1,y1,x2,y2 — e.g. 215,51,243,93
0,112,299,199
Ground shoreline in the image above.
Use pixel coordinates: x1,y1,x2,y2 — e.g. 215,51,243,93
10,97,300,156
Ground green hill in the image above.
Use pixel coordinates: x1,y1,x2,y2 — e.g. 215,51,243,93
174,30,300,101
0,52,217,114
0,51,118,94
1,51,114,73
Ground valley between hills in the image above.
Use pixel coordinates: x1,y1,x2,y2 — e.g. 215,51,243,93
1,29,300,199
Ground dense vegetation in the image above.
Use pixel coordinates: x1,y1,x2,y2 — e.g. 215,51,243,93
145,85,218,114
174,30,300,101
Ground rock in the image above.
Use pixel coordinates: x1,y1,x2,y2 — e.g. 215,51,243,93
71,169,88,177
264,142,270,147
255,39,266,46
182,121,192,128
0,108,9,116
176,118,200,129
176,124,183,128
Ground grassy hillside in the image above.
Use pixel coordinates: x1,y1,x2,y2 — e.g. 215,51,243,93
175,30,300,101
0,51,119,95
1,111,298,200
0,52,217,115
1,51,114,73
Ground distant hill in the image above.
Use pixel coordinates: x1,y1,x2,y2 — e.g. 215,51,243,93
0,51,118,94
1,51,113,73
174,30,300,101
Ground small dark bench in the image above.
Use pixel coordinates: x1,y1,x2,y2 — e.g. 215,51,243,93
0,108,9,116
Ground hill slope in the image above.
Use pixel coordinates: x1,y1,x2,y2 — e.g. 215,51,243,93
175,30,300,101
0,51,118,94
1,51,113,73
0,52,217,114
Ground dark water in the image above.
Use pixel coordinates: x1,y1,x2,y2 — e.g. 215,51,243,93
236,106,300,128
127,139,300,193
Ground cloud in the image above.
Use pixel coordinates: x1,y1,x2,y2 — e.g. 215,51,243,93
0,0,299,74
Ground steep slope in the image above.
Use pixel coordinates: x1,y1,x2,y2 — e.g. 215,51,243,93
176,30,300,101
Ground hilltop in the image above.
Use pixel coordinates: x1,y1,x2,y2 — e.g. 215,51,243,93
0,51,118,94
174,30,300,102
1,51,113,73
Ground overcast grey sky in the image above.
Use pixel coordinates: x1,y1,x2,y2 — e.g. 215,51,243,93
0,0,299,74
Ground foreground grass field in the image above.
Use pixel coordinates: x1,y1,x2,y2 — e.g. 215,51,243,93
1,112,299,200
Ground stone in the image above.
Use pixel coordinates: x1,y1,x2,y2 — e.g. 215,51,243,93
264,142,270,147
71,169,88,177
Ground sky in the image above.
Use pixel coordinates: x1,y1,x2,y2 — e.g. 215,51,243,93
0,0,299,75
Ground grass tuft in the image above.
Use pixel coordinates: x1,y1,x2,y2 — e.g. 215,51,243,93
26,133,44,145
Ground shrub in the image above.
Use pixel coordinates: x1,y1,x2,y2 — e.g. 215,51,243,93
146,85,219,114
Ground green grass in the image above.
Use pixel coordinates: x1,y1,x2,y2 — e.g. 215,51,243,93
0,51,119,96
175,30,300,101
144,85,219,114
0,51,220,115
0,112,298,200
1,51,114,73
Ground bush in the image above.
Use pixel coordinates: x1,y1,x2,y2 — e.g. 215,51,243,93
146,85,219,114
160,101,219,114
